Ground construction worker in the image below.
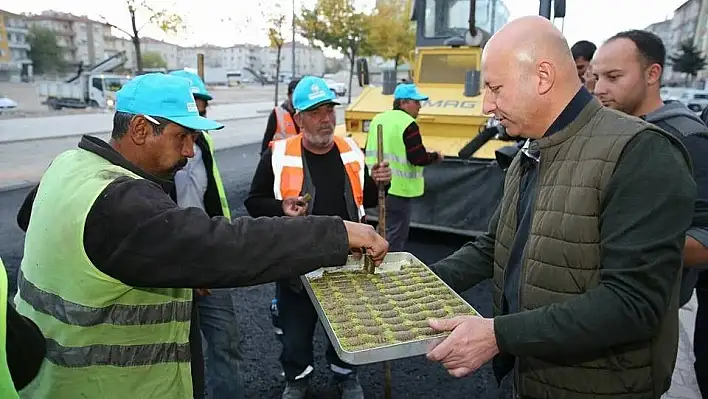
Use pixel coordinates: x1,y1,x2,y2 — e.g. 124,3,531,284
0,257,45,398
245,75,392,399
260,78,301,154
169,70,244,398
365,83,443,252
12,73,388,399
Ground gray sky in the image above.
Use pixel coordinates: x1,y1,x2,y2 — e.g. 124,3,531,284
5,0,688,57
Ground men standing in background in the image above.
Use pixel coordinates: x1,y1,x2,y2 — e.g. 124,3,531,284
261,78,301,155
571,40,596,84
170,69,245,399
365,83,442,252
592,29,708,397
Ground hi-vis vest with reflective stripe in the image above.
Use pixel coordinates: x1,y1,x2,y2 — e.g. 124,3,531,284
202,131,231,219
365,109,424,198
271,135,366,220
14,149,193,399
0,257,19,399
273,106,298,141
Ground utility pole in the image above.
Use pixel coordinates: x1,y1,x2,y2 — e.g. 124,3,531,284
539,0,552,20
490,0,497,34
292,0,296,78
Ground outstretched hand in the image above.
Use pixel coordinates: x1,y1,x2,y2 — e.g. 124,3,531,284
426,316,499,378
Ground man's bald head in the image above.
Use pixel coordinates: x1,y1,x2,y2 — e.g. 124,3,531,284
482,16,582,138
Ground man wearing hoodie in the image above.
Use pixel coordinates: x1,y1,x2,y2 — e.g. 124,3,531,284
592,29,708,396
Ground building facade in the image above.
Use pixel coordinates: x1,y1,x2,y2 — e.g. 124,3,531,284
28,11,113,68
644,0,707,86
0,8,329,80
0,9,32,81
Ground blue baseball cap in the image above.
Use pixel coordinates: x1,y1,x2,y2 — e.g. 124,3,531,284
116,73,223,131
394,83,429,101
292,76,340,113
169,69,213,101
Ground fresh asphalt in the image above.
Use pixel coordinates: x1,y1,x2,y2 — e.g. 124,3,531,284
0,142,512,399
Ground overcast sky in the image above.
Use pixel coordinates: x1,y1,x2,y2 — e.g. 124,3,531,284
5,0,687,57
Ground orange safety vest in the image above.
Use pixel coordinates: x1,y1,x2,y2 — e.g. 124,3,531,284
273,106,298,141
271,135,366,221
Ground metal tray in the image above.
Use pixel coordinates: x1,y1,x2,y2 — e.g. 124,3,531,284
301,252,480,365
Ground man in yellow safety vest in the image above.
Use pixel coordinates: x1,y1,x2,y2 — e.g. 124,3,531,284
12,73,388,399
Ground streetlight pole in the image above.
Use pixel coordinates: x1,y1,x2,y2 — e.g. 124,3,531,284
292,0,296,78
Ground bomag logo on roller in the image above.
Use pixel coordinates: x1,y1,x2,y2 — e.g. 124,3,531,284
422,99,477,109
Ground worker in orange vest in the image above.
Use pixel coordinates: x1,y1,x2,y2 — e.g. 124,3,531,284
245,76,391,399
260,78,301,155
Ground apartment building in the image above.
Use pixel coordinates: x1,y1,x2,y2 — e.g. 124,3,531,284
695,0,708,81
643,0,708,85
141,37,180,69
28,11,112,68
280,41,326,77
0,9,32,81
104,35,135,69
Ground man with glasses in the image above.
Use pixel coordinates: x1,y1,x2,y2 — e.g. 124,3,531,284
169,70,244,399
365,83,443,252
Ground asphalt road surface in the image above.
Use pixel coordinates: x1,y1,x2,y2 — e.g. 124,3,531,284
0,142,512,399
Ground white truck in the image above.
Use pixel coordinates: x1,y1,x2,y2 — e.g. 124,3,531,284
37,51,129,110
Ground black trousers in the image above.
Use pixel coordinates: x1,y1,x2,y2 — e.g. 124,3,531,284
384,194,413,252
275,280,356,381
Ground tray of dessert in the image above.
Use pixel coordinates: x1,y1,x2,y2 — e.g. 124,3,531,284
300,252,479,365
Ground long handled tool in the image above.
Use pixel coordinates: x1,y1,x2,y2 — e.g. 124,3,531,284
376,124,393,399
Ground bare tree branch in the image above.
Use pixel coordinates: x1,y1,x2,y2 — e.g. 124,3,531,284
100,16,135,38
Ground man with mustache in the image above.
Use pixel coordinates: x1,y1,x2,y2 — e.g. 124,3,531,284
364,83,443,252
12,73,389,399
245,76,392,399
425,16,695,398
169,70,245,399
591,29,708,397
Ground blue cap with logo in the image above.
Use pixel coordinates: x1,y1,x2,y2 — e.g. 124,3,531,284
169,69,213,101
292,76,340,113
393,83,429,101
116,73,223,131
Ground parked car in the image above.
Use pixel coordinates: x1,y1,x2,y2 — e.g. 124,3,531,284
0,94,18,110
325,79,347,97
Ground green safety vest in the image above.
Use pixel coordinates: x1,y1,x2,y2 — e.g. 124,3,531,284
14,148,194,398
202,132,231,219
0,258,19,399
365,110,425,198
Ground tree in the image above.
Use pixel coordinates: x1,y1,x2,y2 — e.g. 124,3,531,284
267,6,288,105
141,51,167,69
669,41,706,85
101,0,184,73
27,26,67,75
367,0,415,70
298,0,371,103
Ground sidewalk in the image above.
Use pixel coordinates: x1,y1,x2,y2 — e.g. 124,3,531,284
663,292,701,399
0,101,275,144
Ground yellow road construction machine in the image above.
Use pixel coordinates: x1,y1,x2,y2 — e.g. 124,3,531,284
335,0,566,236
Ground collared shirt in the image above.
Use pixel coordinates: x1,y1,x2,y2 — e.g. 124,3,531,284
174,144,208,211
